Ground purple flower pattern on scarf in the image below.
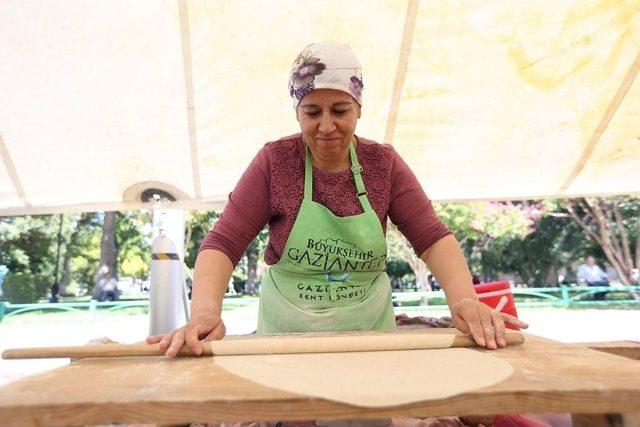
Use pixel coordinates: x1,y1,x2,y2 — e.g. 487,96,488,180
289,53,326,102
348,75,364,101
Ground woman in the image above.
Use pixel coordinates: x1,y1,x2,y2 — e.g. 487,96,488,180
148,42,527,358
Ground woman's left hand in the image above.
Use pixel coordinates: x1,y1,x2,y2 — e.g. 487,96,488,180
451,298,528,349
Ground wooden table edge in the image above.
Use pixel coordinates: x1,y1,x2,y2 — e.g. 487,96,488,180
2,388,640,426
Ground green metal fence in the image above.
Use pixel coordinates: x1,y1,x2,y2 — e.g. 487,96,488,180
1,285,638,322
0,300,149,322
392,285,640,310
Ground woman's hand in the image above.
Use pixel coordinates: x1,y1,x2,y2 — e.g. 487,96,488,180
146,313,226,358
451,298,528,349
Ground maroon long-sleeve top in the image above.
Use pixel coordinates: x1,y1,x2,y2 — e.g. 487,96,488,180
200,133,451,266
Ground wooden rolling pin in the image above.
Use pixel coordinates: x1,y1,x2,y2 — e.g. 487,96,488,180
1,329,524,360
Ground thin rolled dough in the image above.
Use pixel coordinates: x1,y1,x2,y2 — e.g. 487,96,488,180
215,348,513,408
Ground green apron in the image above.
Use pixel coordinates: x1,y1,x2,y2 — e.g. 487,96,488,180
257,142,396,333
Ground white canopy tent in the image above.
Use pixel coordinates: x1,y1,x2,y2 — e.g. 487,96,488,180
1,0,639,216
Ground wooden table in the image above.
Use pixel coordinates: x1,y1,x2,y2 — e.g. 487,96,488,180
0,332,639,426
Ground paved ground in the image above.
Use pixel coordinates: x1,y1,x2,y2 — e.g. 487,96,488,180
1,299,638,386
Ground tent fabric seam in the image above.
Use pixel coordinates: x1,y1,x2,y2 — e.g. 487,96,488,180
559,48,640,193
383,0,420,145
178,0,202,199
0,133,29,208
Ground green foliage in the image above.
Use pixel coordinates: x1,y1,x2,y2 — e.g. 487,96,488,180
471,202,537,240
246,227,270,257
1,196,635,296
120,254,149,279
232,272,247,287
63,214,102,292
616,196,640,229
386,258,412,278
242,227,269,294
385,225,421,286
433,201,542,281
2,272,38,303
481,215,594,286
0,216,59,279
434,202,537,242
564,196,640,254
432,197,640,286
0,215,69,299
184,211,220,268
184,210,269,293
0,211,153,297
433,203,479,240
116,211,152,279
562,196,639,283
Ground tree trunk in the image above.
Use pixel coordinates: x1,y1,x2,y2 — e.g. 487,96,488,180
60,251,72,296
397,248,430,291
568,198,635,285
93,211,118,299
636,216,640,272
53,214,64,284
545,265,558,286
244,247,259,295
245,251,258,295
59,214,90,295
414,258,432,292
388,230,432,293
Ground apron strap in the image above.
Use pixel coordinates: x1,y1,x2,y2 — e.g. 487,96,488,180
303,141,374,213
349,142,374,213
304,146,313,200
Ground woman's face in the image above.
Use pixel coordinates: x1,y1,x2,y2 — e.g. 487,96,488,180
296,89,361,165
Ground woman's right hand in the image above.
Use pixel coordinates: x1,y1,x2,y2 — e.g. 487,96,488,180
146,313,226,358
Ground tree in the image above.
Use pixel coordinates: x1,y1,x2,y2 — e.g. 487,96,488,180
184,211,220,268
92,212,118,299
0,215,61,299
1,271,38,303
386,225,431,291
184,211,269,295
384,202,540,291
53,214,64,286
243,228,269,295
480,213,593,286
59,213,100,295
1,216,56,276
385,258,413,278
1,210,155,300
564,197,639,284
115,211,152,280
434,201,540,282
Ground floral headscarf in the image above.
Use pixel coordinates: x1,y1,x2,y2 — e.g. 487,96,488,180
288,41,363,108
